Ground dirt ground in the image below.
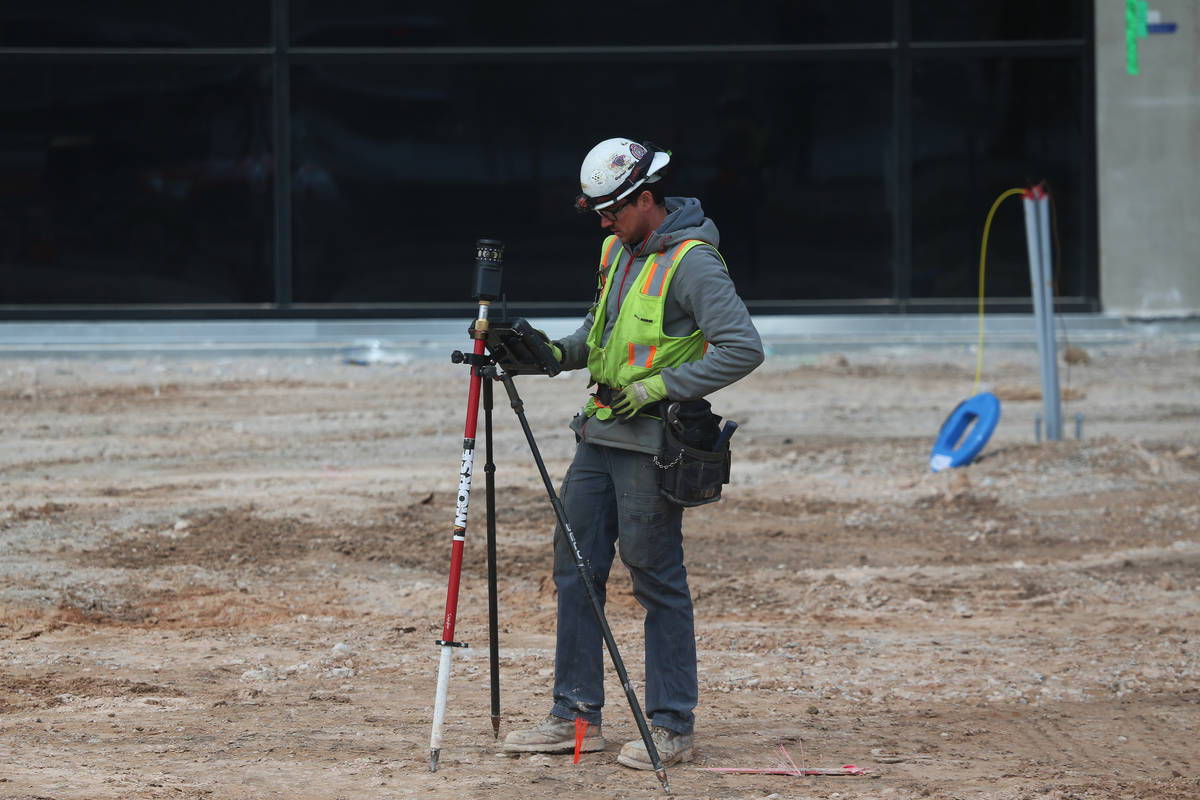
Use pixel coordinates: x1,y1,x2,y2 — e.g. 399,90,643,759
1,333,1198,800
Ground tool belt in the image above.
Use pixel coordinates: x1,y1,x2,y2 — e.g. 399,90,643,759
654,399,731,507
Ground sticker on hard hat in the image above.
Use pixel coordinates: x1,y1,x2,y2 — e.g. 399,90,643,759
630,143,646,159
590,170,604,185
608,154,629,170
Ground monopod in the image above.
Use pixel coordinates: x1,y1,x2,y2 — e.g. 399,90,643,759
428,239,672,795
428,239,501,772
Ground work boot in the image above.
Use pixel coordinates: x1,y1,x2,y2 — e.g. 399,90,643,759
617,726,694,770
502,714,605,754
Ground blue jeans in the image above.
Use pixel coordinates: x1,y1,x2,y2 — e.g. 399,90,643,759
549,441,696,734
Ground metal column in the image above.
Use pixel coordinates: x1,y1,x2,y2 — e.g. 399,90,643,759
1022,185,1063,441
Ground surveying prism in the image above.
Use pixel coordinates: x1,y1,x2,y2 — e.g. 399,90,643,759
471,238,503,301
428,239,673,794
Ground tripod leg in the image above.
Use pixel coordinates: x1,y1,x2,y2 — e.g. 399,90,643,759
498,373,672,795
484,375,501,738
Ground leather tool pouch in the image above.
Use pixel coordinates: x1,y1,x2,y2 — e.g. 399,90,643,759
655,400,731,507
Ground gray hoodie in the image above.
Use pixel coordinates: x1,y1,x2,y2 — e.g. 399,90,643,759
556,197,764,454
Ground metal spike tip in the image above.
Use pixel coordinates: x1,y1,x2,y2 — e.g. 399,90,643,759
656,768,671,795
429,749,440,772
491,716,500,739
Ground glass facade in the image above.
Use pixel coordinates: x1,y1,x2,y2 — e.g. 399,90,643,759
911,57,1086,299
0,2,1095,316
0,63,274,304
0,2,271,47
291,58,894,305
290,1,894,47
911,0,1085,42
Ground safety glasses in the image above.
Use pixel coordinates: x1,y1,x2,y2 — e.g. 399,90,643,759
596,195,636,222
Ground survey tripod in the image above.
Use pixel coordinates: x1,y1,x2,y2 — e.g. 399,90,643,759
427,239,672,794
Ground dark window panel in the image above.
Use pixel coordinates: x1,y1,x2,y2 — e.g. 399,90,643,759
290,1,893,47
912,1,1085,42
290,60,893,305
0,64,274,304
911,58,1085,300
0,2,271,48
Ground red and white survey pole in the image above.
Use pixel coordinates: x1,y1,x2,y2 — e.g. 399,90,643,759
429,239,504,772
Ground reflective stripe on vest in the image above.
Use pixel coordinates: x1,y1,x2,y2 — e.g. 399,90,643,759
641,241,696,297
628,342,657,368
601,236,621,268
596,235,623,295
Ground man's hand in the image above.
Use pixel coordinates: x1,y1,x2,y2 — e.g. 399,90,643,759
610,375,667,419
534,329,563,363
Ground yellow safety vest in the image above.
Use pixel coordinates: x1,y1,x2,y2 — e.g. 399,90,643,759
584,235,724,415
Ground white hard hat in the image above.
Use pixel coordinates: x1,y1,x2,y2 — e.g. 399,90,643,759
574,138,671,213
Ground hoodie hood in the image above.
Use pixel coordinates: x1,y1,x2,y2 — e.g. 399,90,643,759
645,197,720,253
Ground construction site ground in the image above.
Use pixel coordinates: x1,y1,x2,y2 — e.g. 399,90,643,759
1,335,1198,800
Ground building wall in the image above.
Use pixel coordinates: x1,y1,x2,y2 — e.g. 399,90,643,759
0,3,1097,318
1096,0,1200,316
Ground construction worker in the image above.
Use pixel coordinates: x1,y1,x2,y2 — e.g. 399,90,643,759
503,138,764,769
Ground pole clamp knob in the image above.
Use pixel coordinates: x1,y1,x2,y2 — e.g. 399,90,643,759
450,351,492,367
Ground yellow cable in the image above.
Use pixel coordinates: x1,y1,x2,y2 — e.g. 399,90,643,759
973,188,1026,395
